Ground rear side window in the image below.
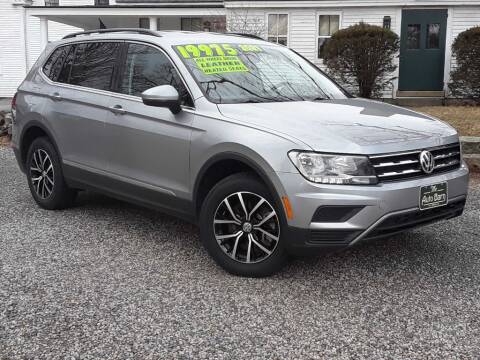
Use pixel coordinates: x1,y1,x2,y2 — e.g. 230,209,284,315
57,45,75,84
43,45,71,81
68,42,122,91
119,43,192,105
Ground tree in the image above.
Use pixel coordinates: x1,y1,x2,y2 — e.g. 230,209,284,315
449,26,480,103
226,9,266,38
322,22,399,98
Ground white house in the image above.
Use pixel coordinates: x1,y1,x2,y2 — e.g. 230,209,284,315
1,0,480,98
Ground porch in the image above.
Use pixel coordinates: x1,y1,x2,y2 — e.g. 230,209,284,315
25,4,226,50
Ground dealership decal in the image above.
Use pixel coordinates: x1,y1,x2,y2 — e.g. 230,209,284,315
193,56,249,74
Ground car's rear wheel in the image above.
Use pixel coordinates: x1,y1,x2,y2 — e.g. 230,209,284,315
26,137,77,210
199,173,288,277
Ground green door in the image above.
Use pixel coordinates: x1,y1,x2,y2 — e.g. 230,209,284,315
399,9,448,91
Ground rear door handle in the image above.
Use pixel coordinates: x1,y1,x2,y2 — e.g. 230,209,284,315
51,92,62,101
109,104,127,115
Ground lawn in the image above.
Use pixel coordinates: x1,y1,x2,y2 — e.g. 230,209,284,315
409,106,480,137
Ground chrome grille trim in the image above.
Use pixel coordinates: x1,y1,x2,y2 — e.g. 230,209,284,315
369,143,462,182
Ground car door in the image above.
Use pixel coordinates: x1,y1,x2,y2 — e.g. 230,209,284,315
41,41,123,172
104,42,195,203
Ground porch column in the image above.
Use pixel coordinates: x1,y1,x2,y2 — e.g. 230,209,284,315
149,16,157,31
39,17,48,51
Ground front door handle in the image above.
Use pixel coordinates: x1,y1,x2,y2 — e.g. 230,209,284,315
109,104,127,115
51,92,62,101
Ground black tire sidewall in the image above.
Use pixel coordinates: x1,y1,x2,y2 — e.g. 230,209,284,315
26,137,74,210
199,173,288,277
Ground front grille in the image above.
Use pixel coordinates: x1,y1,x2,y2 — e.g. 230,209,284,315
364,197,465,240
369,143,461,182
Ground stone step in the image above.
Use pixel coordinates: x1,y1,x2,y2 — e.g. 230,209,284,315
397,90,445,98
384,97,444,106
460,136,480,155
464,154,480,173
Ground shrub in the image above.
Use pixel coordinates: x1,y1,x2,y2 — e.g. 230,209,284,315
323,22,399,98
449,26,480,103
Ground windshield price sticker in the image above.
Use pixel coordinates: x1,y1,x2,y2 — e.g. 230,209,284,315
193,56,249,75
176,44,262,59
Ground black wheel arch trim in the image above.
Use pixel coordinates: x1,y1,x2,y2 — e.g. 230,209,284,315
19,120,62,172
193,152,284,219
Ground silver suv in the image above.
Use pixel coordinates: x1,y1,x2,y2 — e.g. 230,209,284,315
11,29,469,277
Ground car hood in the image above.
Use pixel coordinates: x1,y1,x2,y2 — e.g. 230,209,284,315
217,98,458,154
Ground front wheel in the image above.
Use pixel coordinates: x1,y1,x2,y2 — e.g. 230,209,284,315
199,173,288,277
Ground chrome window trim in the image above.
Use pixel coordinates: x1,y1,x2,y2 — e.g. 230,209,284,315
39,38,197,111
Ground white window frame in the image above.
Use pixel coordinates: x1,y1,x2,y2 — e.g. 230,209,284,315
316,11,342,59
266,12,289,46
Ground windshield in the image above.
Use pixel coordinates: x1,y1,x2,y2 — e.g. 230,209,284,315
173,43,348,104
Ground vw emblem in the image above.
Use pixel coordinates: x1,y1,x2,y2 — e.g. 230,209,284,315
419,150,435,174
242,222,253,233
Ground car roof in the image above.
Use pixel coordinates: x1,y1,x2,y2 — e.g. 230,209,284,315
56,29,272,47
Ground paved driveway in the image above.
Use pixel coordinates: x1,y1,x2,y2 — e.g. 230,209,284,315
1,146,479,359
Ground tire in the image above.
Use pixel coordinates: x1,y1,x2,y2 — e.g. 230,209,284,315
199,172,289,277
26,137,77,210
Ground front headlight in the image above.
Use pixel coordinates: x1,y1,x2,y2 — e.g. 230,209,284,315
288,151,378,185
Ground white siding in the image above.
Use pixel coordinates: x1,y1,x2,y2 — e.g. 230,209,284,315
0,0,80,97
0,2,27,97
289,10,317,60
342,6,397,29
449,6,480,67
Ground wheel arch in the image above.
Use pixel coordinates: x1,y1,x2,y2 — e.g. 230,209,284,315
193,152,286,221
19,121,61,172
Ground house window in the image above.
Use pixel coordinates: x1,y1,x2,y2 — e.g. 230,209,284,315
139,18,149,29
181,18,203,31
383,16,391,30
94,0,109,5
44,0,59,6
267,14,288,45
318,14,340,58
139,18,161,30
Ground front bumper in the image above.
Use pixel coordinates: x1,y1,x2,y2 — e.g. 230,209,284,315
278,162,469,255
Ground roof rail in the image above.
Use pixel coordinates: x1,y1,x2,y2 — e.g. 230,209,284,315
63,28,161,40
227,33,264,40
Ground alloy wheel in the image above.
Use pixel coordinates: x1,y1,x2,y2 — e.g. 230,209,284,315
30,149,54,199
213,191,280,264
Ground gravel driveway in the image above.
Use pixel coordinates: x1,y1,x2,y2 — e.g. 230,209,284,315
1,146,479,359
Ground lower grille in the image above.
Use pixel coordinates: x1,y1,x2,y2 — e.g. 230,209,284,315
369,143,461,182
309,230,361,245
364,197,466,240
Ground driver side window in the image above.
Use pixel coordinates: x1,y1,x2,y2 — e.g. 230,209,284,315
119,43,193,106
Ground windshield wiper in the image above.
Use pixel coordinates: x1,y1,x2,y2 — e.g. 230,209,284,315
310,96,330,101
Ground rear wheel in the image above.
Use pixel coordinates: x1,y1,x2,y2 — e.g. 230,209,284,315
199,173,288,277
26,137,77,210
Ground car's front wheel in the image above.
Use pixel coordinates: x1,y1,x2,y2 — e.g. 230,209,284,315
26,137,77,210
199,173,288,277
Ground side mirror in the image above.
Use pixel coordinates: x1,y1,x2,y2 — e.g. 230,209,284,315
141,85,182,114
